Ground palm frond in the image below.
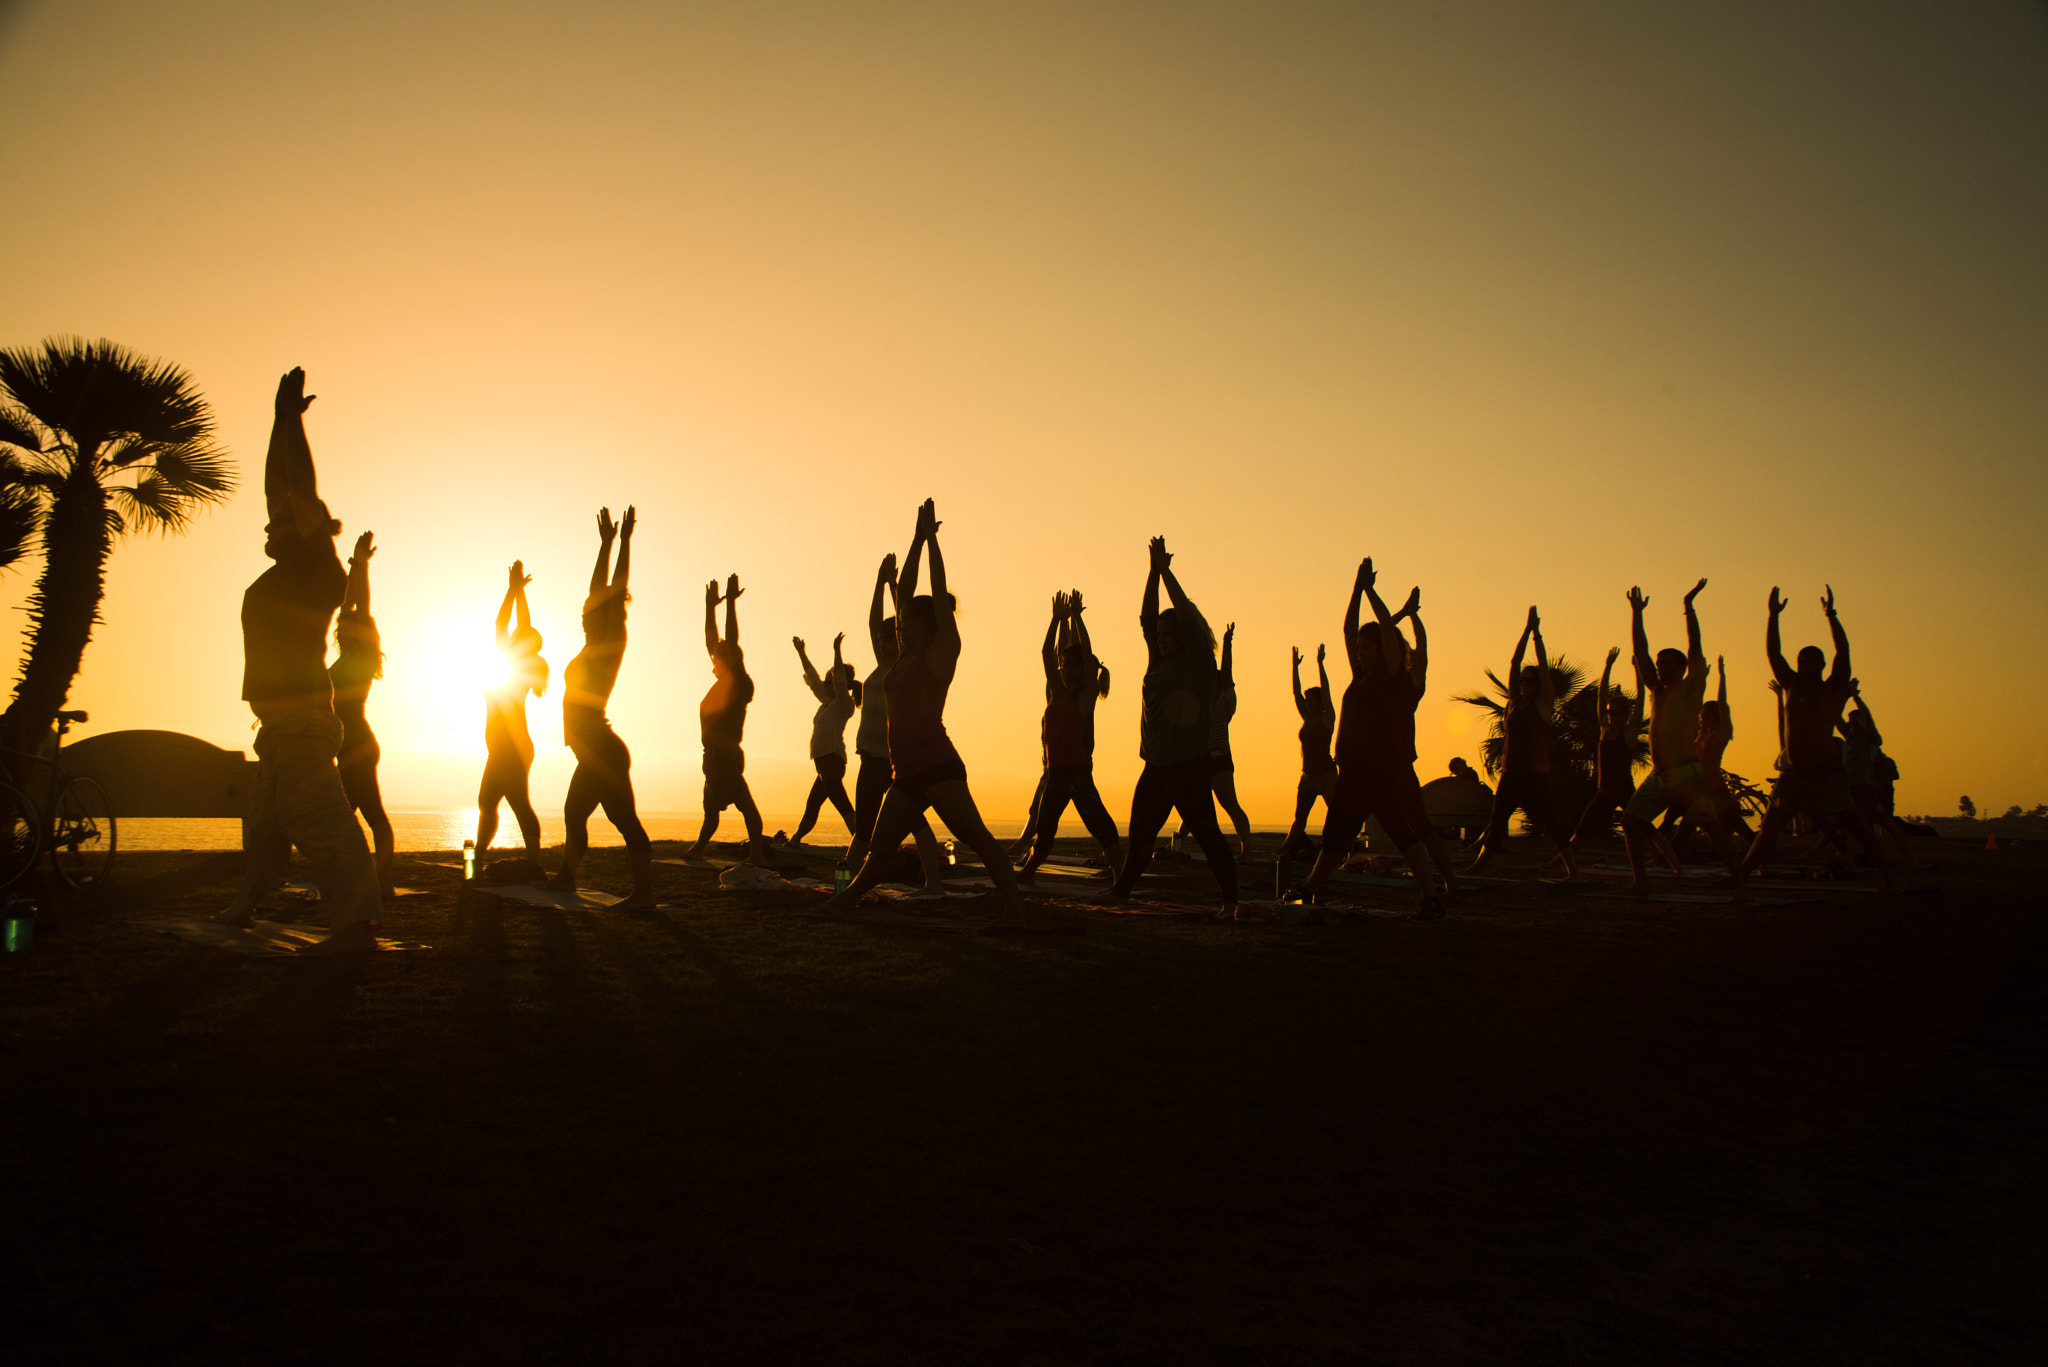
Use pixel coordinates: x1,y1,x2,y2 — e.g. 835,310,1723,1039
0,452,41,572
0,336,222,466
0,403,45,454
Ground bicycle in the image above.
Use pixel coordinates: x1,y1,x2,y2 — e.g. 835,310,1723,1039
1,710,117,891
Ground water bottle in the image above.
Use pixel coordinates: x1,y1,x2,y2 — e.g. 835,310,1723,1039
462,839,476,881
3,896,34,953
943,839,956,867
833,856,852,893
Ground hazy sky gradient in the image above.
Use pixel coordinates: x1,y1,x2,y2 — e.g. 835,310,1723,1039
3,1,2044,822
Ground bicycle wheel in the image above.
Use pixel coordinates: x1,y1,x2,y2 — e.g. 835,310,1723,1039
51,774,115,888
0,779,40,890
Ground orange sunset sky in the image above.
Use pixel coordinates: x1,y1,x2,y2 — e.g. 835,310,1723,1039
3,1,2045,826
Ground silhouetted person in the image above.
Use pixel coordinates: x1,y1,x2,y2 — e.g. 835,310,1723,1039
1663,656,1756,855
1018,591,1123,879
1281,644,1338,860
1294,560,1454,917
551,507,657,909
1468,607,1578,878
847,553,951,893
1617,581,1748,898
823,499,1039,930
1741,588,1900,889
476,561,547,862
1178,623,1253,855
686,575,769,864
330,530,394,895
215,368,382,953
789,632,859,846
1851,695,1912,852
1108,537,1240,917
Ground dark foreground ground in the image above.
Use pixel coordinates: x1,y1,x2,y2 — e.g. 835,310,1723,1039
2,837,2044,1365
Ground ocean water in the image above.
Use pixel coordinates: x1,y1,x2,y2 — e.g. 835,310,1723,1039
114,809,1056,853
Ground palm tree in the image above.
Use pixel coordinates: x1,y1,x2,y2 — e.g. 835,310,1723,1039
1452,655,1590,780
0,337,235,755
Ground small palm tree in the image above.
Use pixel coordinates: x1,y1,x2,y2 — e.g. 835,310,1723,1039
0,337,235,754
1452,656,1589,779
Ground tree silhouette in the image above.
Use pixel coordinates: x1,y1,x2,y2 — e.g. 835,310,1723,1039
0,337,235,752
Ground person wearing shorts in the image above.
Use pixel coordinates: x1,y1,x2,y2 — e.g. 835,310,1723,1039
1282,643,1338,860
1469,606,1577,878
1018,590,1123,880
684,574,768,865
846,554,951,891
789,633,859,846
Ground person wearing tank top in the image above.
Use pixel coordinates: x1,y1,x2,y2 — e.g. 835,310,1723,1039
844,555,952,891
823,500,1044,931
1281,643,1338,858
477,560,549,863
216,367,382,953
788,632,859,846
1017,590,1123,880
684,574,768,865
1107,537,1240,916
1468,607,1578,878
1567,646,1680,872
551,507,658,910
329,530,395,895
1292,558,1458,918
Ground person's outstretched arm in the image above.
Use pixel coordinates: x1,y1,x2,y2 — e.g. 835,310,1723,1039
1292,647,1308,718
869,554,897,661
794,636,823,695
1141,538,1165,647
612,506,636,595
1598,646,1619,731
920,501,960,661
344,531,374,615
1406,607,1430,691
1765,588,1795,688
702,581,722,657
1156,539,1197,619
1219,622,1235,687
1823,585,1850,690
1628,586,1653,693
1532,612,1555,714
1509,607,1533,687
900,504,928,603
1344,559,1371,666
590,508,617,598
265,369,328,537
1041,594,1063,685
1854,684,1882,745
1070,587,1094,660
1717,656,1731,738
1684,578,1707,674
1317,642,1332,709
1771,679,1786,752
496,565,520,651
831,632,847,699
724,572,742,648
1362,575,1406,675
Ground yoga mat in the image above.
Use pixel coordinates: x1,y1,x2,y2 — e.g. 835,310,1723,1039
130,918,430,956
474,885,687,913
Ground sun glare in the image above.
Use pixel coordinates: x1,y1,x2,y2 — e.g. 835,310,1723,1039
385,618,510,754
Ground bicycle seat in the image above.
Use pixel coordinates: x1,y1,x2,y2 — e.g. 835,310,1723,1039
55,710,89,725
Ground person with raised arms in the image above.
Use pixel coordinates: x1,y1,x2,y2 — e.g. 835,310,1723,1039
846,553,951,893
215,368,382,953
1740,587,1899,889
684,574,768,865
475,561,548,864
330,530,395,896
1279,644,1338,861
788,632,859,847
1839,685,1913,853
1617,580,1748,898
1107,537,1239,917
822,500,1040,930
550,507,657,910
1293,559,1454,918
1017,590,1123,881
1190,623,1254,855
1468,606,1579,879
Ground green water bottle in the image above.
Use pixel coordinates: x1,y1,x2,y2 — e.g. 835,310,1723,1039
3,896,34,953
834,855,851,893
462,839,476,882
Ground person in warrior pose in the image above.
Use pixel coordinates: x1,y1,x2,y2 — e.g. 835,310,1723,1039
1017,591,1123,880
1294,560,1456,917
1280,644,1338,860
1617,581,1748,898
215,368,382,952
846,554,951,893
1740,588,1900,890
789,632,859,846
329,531,395,895
1468,607,1578,878
823,500,1039,930
1108,537,1239,917
551,507,657,909
684,575,768,864
476,562,548,862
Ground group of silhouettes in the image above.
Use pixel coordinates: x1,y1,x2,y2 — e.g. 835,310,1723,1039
218,368,1906,952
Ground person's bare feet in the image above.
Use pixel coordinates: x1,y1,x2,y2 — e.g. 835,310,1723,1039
295,920,381,954
547,871,578,892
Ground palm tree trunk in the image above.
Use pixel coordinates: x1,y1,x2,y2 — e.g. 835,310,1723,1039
5,470,111,760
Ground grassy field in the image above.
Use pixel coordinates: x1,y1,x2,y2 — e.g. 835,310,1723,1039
2,836,2043,1365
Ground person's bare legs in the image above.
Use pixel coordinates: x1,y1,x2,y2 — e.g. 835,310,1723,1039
683,800,720,860
1691,804,1749,902
506,782,542,860
1422,830,1462,900
475,778,503,861
1212,771,1252,855
910,821,951,893
926,780,1033,926
551,765,600,891
733,784,769,864
826,786,923,911
1619,813,1660,895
